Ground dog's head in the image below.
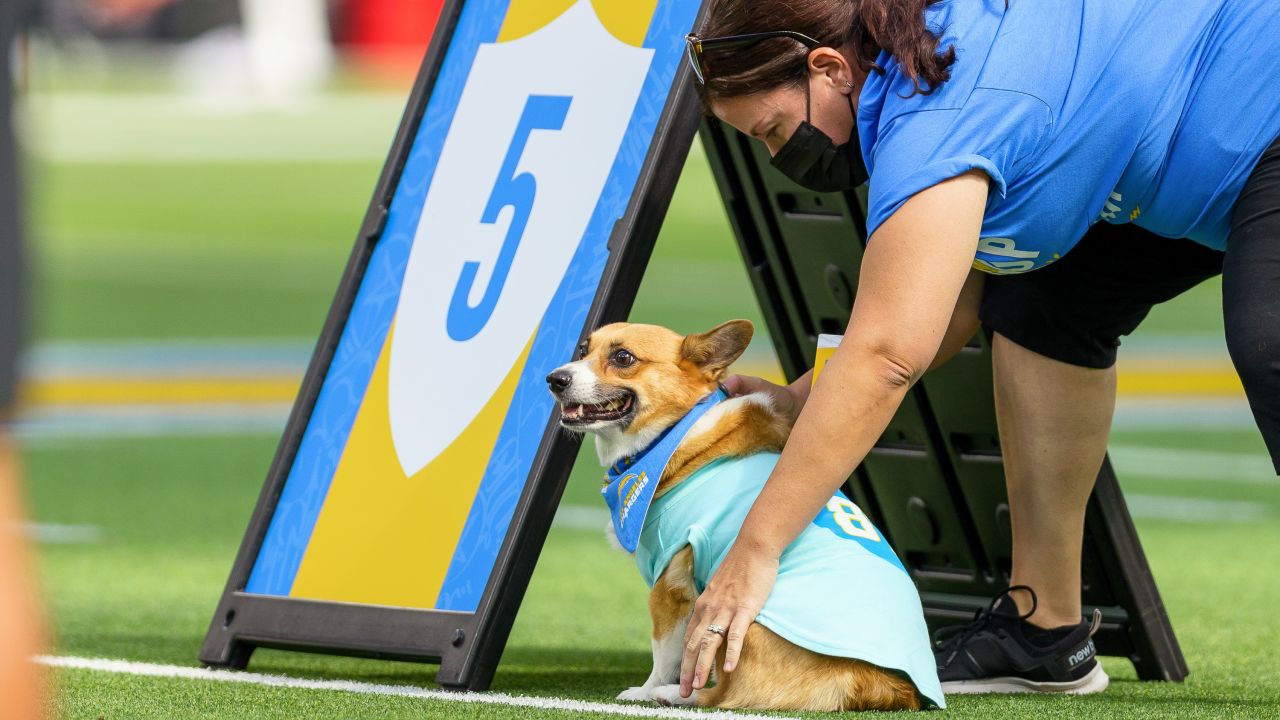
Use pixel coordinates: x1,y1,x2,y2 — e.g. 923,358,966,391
545,320,754,459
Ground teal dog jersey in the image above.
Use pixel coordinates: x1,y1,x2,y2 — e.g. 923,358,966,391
633,451,945,708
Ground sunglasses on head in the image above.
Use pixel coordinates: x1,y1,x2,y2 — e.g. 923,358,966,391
685,30,820,85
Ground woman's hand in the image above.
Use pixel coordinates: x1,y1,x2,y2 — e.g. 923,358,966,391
678,543,780,697
722,370,813,424
683,174,987,699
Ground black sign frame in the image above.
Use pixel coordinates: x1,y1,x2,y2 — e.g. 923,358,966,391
198,0,707,691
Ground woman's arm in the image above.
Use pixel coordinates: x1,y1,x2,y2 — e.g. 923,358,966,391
724,267,981,414
931,268,985,370
679,170,990,695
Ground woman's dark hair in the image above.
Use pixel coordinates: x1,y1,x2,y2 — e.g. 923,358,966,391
694,0,956,104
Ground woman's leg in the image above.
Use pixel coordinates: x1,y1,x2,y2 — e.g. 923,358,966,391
993,333,1115,628
1223,136,1280,472
974,223,1222,635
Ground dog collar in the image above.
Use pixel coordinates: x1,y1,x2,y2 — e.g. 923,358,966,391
601,386,729,553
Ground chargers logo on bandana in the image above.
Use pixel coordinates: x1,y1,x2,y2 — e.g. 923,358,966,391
614,471,650,525
602,388,727,552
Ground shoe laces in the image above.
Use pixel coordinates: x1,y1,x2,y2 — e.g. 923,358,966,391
933,585,1038,671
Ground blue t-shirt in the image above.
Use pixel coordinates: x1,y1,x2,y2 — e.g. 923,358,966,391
859,0,1280,273
634,452,945,709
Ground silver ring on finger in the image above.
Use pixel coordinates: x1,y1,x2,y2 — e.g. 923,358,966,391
705,624,726,637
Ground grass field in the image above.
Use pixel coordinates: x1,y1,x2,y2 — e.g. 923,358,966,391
15,68,1279,719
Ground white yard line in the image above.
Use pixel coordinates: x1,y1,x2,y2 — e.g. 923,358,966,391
1108,445,1278,485
34,655,785,720
14,405,291,444
23,338,314,379
19,523,104,544
24,93,406,165
553,505,611,532
1122,494,1269,523
1112,397,1258,431
554,485,1271,535
22,93,709,167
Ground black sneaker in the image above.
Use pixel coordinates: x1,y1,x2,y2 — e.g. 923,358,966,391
933,586,1109,694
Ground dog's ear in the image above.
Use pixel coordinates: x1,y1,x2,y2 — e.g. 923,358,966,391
681,320,754,378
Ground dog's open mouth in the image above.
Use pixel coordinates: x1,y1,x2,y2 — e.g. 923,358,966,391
559,391,635,426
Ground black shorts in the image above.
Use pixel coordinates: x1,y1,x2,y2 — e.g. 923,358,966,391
979,222,1224,370
980,135,1280,472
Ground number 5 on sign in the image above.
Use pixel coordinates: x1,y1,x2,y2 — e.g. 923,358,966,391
386,1,654,479
448,95,573,341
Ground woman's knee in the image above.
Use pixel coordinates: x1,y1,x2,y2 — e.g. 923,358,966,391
1224,309,1280,390
1223,135,1280,390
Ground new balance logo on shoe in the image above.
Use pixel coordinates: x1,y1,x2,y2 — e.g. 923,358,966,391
1067,639,1096,668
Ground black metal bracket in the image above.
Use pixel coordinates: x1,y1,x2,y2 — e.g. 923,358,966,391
697,118,1188,682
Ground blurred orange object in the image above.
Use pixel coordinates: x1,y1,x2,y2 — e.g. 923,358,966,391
0,430,46,720
85,0,180,28
340,0,445,80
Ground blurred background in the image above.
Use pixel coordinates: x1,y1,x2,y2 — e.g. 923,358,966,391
8,0,1278,715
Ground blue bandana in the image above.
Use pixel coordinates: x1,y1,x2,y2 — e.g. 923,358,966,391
602,387,729,553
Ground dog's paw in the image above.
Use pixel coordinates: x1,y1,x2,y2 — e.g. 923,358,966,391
615,686,654,702
603,519,626,552
651,684,697,707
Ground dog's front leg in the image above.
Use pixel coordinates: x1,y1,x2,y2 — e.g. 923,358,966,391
617,547,698,705
615,613,692,702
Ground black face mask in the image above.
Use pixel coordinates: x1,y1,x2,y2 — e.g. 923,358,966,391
769,80,868,192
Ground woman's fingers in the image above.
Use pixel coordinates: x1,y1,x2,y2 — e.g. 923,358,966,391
721,374,750,396
678,601,707,696
678,597,707,695
724,374,785,402
692,614,728,690
681,609,733,696
724,373,777,395
726,374,800,421
721,608,754,673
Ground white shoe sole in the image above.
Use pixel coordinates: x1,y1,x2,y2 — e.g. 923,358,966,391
941,664,1110,695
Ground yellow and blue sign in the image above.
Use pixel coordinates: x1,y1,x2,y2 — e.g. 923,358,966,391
244,0,701,612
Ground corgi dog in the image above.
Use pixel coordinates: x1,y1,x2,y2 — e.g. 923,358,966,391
546,320,944,712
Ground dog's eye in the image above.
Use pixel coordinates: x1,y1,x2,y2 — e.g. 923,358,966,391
611,349,636,367
576,341,589,360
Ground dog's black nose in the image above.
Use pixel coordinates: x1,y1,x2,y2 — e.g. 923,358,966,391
546,369,572,393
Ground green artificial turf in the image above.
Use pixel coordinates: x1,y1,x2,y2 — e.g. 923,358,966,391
29,135,768,343
30,140,1222,345
21,83,1270,718
22,430,1280,719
